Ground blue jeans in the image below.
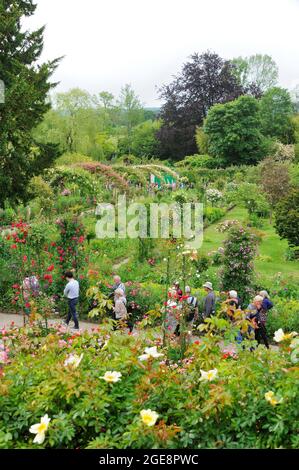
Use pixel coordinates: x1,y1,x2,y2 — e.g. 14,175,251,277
67,298,79,328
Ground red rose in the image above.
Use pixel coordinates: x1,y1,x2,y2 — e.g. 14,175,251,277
11,244,17,249
23,255,28,262
47,265,55,272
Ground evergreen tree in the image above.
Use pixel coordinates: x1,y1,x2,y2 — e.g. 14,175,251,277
0,0,60,206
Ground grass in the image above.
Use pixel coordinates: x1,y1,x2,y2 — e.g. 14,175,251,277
201,206,299,283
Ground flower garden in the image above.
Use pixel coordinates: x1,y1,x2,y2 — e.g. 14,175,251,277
1,1,299,452
0,162,299,449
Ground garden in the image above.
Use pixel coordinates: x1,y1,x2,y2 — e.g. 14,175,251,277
0,0,299,452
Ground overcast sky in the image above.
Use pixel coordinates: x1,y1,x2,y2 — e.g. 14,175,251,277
25,0,299,106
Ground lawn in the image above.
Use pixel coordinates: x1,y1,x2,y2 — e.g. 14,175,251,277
201,206,299,283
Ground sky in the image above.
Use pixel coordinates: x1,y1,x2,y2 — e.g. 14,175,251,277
25,0,299,107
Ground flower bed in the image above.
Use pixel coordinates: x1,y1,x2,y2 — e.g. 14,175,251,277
0,322,298,449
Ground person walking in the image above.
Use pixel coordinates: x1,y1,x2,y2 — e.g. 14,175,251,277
202,282,216,319
185,286,199,323
64,271,80,330
114,288,128,329
224,290,243,343
259,290,273,313
248,295,269,349
111,275,126,297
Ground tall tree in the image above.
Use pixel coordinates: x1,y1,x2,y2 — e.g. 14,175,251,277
157,52,243,160
232,54,279,96
204,95,268,166
259,157,290,223
259,87,295,144
117,84,144,132
275,188,299,251
0,0,60,205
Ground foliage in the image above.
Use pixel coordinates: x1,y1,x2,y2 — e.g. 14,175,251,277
220,226,258,304
234,183,270,217
259,87,295,144
0,0,60,205
206,189,223,206
0,322,298,449
55,153,93,166
275,189,299,249
232,54,279,95
175,154,218,169
119,120,161,158
259,157,290,215
267,298,299,339
203,207,226,225
204,95,270,166
270,142,295,163
157,51,243,160
45,166,100,198
195,127,210,154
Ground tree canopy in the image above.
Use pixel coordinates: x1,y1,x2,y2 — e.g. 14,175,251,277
0,0,60,206
204,95,268,166
157,51,243,160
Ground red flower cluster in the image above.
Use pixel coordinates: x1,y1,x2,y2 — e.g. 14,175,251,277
9,221,29,245
44,274,53,284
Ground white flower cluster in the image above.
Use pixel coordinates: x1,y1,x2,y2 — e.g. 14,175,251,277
206,189,223,204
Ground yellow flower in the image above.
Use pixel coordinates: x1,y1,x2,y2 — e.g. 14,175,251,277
265,391,283,406
200,368,218,382
140,409,159,427
100,371,122,383
29,414,51,444
274,328,298,342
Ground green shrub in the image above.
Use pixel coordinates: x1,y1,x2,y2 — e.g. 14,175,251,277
203,207,226,225
0,322,298,449
267,298,299,338
176,154,218,169
55,153,93,166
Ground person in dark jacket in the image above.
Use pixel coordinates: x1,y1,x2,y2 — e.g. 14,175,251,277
259,290,273,312
248,295,269,349
202,282,216,319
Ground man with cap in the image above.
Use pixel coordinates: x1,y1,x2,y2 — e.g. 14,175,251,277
202,282,216,319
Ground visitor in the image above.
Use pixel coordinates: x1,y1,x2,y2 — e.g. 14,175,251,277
259,290,274,312
248,295,269,349
114,288,128,328
111,275,126,297
227,290,240,308
224,290,243,343
64,271,80,330
202,282,216,319
174,281,183,300
185,286,198,323
22,273,40,315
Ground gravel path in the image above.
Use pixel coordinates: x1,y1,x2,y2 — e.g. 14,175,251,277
0,312,98,333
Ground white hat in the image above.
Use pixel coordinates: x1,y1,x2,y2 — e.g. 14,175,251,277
185,286,191,293
229,290,238,299
259,290,269,299
203,282,213,290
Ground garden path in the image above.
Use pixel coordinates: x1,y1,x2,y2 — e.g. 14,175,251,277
112,257,130,271
0,312,97,332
